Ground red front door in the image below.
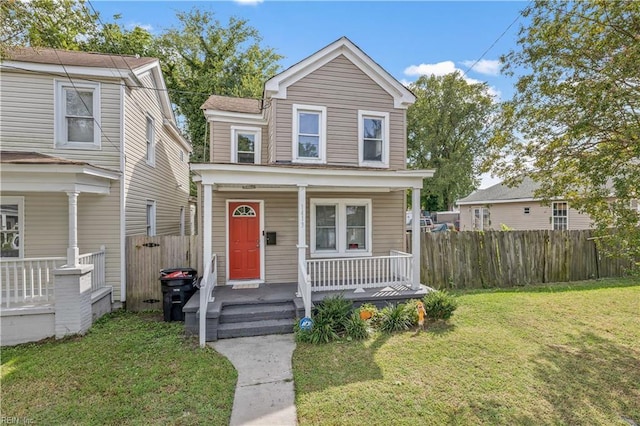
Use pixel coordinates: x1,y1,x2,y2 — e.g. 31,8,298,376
229,202,261,280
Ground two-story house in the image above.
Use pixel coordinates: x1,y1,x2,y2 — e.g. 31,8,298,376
189,37,434,343
0,48,191,345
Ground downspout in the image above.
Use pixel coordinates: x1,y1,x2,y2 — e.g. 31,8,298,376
119,81,126,304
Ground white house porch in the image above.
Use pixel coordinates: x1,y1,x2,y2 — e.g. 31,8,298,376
191,163,434,345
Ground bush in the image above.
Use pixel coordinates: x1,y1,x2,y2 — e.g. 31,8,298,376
422,290,459,321
378,303,413,333
344,312,369,340
295,295,352,344
402,299,422,327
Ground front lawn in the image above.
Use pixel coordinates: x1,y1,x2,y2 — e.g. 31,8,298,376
293,278,640,425
1,311,237,425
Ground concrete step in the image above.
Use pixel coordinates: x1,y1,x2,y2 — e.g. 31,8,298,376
220,302,296,324
217,318,295,339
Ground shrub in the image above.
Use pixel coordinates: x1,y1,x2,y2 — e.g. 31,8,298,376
357,303,379,321
422,290,459,321
378,303,413,333
344,312,369,340
314,295,352,335
402,299,422,327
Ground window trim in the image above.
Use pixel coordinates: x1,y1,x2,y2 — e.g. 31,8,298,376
358,110,390,168
310,198,372,258
54,79,101,149
292,104,327,164
0,196,24,259
473,206,490,231
146,114,156,166
146,200,156,236
230,125,262,164
552,201,569,230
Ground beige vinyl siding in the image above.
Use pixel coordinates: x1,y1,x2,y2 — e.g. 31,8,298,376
459,201,594,231
0,71,121,170
207,189,405,285
274,55,406,169
3,191,123,300
124,72,190,236
209,121,268,164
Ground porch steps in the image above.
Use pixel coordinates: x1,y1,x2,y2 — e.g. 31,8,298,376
216,301,296,339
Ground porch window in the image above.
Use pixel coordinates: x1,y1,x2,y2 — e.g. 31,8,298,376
358,110,389,167
0,197,23,258
552,202,568,230
311,199,372,257
231,126,261,164
55,80,101,149
146,200,156,236
473,207,490,231
146,115,155,166
292,104,326,164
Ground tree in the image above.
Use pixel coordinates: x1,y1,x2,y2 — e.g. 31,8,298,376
488,0,640,261
81,19,155,57
156,9,282,162
407,72,497,212
1,0,99,57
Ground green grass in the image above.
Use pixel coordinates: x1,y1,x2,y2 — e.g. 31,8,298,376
1,311,237,425
293,277,640,425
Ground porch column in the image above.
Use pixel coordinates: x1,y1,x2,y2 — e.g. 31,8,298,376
297,184,307,298
66,191,80,267
202,183,213,270
411,186,422,290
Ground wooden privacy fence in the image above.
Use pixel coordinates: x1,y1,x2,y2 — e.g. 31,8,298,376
407,230,635,289
126,235,200,311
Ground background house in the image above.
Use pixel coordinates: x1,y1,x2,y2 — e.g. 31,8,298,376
456,177,593,231
0,48,191,345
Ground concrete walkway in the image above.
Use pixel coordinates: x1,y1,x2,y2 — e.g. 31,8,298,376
212,334,297,426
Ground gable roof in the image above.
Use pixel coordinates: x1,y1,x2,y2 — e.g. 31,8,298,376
457,177,541,205
4,47,156,70
201,95,262,114
264,37,416,109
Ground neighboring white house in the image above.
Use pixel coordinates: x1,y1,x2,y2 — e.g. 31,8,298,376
0,48,192,345
456,177,593,231
191,37,434,341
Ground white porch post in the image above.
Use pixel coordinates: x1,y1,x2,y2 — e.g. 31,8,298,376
202,184,213,271
66,191,80,267
411,186,422,290
297,184,307,298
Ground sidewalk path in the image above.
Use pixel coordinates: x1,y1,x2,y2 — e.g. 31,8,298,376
212,334,297,426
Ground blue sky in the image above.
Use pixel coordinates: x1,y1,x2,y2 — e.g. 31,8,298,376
93,0,528,187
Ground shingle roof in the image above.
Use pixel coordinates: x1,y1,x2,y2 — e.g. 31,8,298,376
4,47,156,70
457,176,541,204
200,95,263,114
0,151,115,174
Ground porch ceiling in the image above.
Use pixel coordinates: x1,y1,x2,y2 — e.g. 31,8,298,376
191,163,434,190
0,156,120,194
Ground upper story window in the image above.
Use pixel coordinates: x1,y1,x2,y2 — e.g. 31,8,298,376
292,104,326,164
552,202,568,230
146,115,155,166
231,126,261,164
55,80,101,149
358,110,389,167
1,197,23,258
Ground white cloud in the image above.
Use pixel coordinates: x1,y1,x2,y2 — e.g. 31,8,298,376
234,0,264,5
404,61,457,77
403,60,501,100
127,22,154,32
460,59,501,76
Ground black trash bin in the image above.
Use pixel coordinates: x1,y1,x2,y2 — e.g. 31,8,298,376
159,268,197,321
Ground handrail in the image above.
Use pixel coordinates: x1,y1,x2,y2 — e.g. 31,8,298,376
199,254,217,347
298,258,312,318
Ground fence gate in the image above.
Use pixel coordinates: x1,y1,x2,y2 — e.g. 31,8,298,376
126,235,200,312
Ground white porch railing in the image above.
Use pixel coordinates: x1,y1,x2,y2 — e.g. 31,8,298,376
199,254,218,347
307,250,413,292
0,249,107,308
298,258,312,318
78,247,106,293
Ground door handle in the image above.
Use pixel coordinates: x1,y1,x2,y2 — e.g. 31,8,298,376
256,239,260,248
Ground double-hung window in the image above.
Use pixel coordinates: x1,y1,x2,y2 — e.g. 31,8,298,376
55,80,100,149
0,197,23,258
358,110,389,167
552,202,568,230
146,115,155,166
473,207,490,231
292,104,326,163
231,126,261,164
311,199,372,257
146,200,156,236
